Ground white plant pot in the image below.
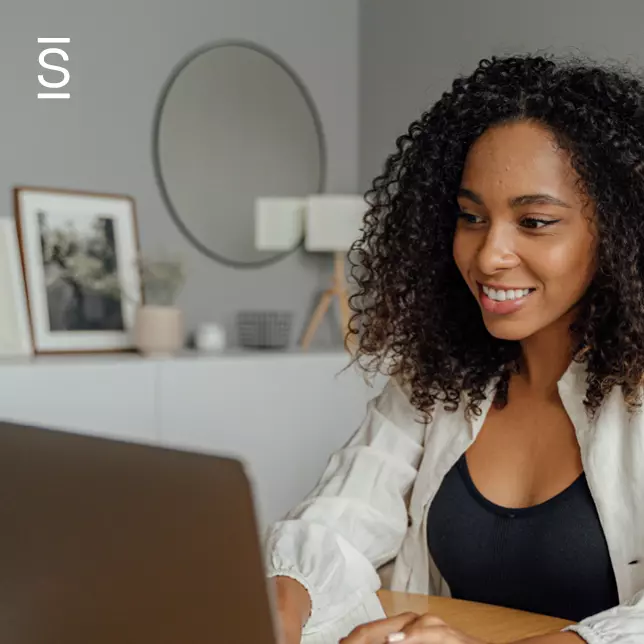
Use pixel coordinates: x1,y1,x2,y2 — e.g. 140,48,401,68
134,305,184,356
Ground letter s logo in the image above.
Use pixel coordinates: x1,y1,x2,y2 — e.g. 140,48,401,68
38,48,70,88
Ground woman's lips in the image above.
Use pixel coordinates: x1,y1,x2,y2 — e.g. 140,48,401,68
478,283,536,315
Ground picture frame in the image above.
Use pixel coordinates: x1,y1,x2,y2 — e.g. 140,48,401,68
0,217,33,358
13,186,143,354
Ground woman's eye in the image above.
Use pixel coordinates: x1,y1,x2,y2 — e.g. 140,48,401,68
521,217,559,229
457,212,484,225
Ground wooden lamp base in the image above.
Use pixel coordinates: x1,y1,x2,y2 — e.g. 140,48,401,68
300,252,353,350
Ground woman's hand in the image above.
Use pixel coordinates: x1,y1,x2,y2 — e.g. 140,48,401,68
341,612,486,644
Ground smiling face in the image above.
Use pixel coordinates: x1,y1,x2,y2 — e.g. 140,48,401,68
452,120,597,341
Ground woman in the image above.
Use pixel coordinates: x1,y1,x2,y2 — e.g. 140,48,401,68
266,54,644,644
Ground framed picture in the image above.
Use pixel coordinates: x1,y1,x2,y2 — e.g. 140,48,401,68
0,217,32,357
13,186,142,354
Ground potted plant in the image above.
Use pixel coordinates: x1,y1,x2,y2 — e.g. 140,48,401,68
134,254,186,356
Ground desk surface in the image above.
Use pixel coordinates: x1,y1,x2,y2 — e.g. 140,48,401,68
378,590,575,644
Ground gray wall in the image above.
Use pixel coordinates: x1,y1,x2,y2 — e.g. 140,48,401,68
359,0,644,190
4,0,359,348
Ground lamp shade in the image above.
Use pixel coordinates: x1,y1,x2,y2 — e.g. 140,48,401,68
304,194,366,252
254,197,306,251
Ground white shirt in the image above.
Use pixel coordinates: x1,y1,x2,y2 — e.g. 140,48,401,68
265,359,644,644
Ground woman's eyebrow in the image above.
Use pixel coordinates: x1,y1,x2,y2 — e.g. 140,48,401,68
457,188,571,209
510,194,572,208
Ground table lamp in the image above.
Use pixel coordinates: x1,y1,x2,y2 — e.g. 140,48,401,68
254,194,367,349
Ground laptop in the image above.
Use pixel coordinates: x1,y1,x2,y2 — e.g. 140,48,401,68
0,419,280,644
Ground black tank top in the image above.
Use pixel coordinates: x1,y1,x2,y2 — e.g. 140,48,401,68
427,454,619,621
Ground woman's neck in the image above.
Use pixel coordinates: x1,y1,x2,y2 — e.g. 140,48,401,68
517,312,578,395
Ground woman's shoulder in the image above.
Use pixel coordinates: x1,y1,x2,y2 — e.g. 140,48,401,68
372,374,442,434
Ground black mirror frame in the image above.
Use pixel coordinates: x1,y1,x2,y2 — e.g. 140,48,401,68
151,39,327,269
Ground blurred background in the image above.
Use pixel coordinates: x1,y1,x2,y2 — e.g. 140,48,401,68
2,0,644,528
5,0,644,348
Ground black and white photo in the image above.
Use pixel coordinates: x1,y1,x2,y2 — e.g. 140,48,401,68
14,187,141,353
39,210,125,332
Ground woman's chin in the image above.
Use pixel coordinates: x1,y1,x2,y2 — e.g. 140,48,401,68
482,319,533,342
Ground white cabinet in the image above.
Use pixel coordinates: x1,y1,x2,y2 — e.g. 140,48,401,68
0,355,158,443
0,351,386,529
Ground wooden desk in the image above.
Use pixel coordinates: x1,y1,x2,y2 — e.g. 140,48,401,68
378,590,575,643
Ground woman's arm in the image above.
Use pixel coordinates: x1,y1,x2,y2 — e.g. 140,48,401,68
265,377,427,641
518,634,583,643
273,576,312,644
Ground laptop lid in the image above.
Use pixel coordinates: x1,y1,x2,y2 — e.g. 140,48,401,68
0,419,278,644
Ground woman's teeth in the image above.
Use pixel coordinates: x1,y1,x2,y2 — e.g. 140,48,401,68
482,285,532,302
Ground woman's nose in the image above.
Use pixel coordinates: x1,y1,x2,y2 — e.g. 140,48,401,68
476,226,520,275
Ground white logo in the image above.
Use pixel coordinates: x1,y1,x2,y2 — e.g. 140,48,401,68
38,37,70,99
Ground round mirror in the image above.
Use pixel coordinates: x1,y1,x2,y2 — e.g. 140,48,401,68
153,41,326,268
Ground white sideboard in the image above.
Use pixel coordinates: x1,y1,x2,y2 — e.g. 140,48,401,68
0,350,386,530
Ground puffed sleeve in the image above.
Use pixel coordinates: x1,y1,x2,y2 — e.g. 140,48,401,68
264,377,426,643
564,589,644,644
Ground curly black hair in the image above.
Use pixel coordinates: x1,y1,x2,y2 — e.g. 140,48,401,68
348,54,644,421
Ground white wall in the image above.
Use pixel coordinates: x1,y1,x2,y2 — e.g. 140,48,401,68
359,0,644,189
2,0,360,348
